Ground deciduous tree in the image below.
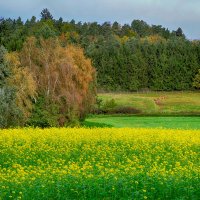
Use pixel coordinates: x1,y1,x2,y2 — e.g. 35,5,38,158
6,52,37,120
193,69,200,89
20,37,96,126
0,46,22,128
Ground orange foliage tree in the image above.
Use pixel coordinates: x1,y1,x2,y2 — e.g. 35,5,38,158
20,37,96,126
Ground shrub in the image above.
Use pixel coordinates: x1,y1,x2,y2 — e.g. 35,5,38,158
113,106,141,114
102,99,117,111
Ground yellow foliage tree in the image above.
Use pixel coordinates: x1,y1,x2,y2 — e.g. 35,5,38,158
193,69,200,89
6,52,37,121
142,35,166,43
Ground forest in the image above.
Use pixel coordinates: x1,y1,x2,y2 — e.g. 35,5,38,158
0,8,200,128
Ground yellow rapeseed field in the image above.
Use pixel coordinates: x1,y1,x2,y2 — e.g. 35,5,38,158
0,128,199,199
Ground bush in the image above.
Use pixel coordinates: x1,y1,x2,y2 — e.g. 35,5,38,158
101,99,117,113
0,87,23,128
113,106,141,114
26,96,60,128
93,99,141,114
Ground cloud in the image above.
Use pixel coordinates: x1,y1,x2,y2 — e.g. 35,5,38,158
0,0,200,39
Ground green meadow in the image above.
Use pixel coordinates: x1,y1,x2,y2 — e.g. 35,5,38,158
84,116,200,129
84,92,200,129
98,91,200,115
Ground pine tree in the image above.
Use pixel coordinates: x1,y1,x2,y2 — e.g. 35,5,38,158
41,8,53,20
175,27,185,38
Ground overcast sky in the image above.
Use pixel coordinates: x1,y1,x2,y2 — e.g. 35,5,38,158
0,0,199,39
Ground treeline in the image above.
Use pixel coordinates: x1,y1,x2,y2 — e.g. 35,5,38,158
0,10,182,52
87,37,200,91
0,9,200,92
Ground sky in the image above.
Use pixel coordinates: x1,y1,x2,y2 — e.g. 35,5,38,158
0,0,199,39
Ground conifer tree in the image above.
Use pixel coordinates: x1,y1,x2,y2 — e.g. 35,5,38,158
41,8,53,20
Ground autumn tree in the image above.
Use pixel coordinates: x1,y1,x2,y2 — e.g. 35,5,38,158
6,52,37,120
20,37,96,127
0,46,22,128
142,35,166,43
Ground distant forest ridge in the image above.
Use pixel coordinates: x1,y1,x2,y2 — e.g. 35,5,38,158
0,8,200,92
